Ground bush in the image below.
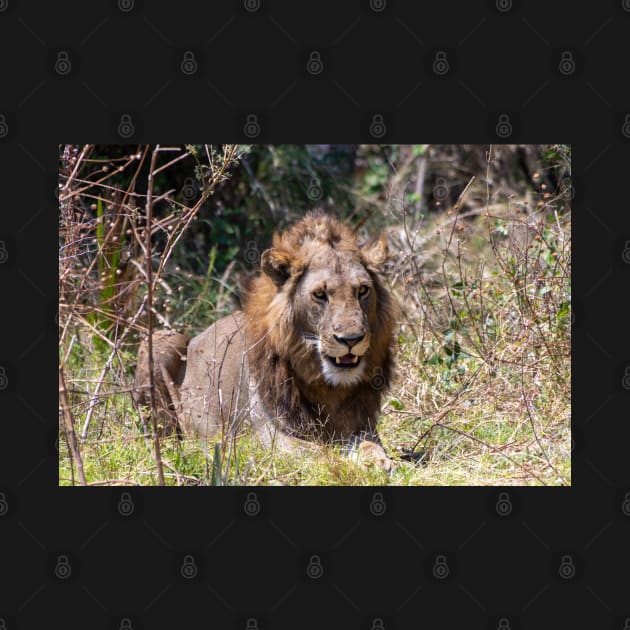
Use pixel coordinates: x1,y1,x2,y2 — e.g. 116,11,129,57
59,144,570,486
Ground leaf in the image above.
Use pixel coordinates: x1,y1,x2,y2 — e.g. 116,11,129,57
557,301,571,322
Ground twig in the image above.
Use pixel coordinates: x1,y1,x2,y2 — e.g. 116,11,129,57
409,361,486,453
59,364,87,485
152,150,191,176
520,360,566,484
413,152,427,220
146,145,166,486
61,144,91,192
445,175,475,251
431,423,549,486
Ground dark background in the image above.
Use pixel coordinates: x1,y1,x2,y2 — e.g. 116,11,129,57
1,0,629,628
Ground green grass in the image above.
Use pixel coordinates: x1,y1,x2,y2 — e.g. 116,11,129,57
60,169,571,486
59,319,570,486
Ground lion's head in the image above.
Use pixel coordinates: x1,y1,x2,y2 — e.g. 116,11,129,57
244,213,396,439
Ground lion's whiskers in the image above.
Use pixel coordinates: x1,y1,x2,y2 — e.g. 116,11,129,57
302,333,319,346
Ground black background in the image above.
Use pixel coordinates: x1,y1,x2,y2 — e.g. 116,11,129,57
1,0,629,628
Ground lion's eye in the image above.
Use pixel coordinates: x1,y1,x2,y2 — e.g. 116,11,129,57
358,285,370,298
312,290,327,301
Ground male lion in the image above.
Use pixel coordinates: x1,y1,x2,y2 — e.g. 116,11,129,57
134,212,397,470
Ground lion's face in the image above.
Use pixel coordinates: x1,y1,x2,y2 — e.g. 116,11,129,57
243,213,395,445
295,248,376,386
259,218,389,389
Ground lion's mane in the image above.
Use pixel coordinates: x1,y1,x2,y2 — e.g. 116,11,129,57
243,213,397,441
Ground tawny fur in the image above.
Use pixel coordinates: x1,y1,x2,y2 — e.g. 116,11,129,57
243,213,396,442
133,329,188,435
133,212,397,464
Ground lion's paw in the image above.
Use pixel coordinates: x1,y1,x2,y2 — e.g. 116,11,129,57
357,440,393,473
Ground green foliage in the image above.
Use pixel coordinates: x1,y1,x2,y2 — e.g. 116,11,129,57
540,144,571,172
60,144,571,486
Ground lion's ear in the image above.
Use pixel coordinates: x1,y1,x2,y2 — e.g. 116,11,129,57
362,232,389,268
261,248,293,287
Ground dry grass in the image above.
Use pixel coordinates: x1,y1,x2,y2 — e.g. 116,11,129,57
59,144,570,486
376,165,571,486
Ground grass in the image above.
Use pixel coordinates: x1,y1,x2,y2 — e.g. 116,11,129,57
60,202,570,486
59,144,571,486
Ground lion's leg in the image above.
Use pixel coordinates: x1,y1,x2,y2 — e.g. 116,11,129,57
245,383,320,455
260,425,392,472
133,330,189,436
249,404,319,456
252,411,391,471
251,416,320,455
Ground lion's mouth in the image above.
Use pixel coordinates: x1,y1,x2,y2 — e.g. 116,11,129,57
327,353,361,369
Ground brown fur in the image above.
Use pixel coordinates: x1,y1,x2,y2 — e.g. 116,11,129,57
133,212,397,467
133,330,188,435
243,213,396,443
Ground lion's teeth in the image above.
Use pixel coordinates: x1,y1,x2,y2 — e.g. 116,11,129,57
335,355,359,365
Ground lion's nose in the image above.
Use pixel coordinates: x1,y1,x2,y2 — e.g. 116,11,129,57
334,333,365,349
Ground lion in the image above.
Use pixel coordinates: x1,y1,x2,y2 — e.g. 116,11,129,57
134,212,398,471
